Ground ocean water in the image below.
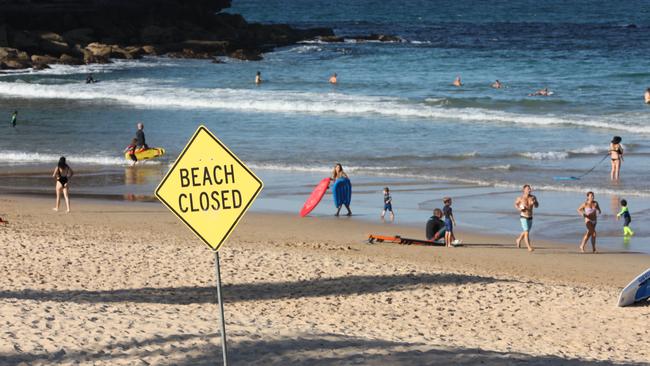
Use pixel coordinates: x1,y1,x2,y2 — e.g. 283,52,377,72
1,0,649,252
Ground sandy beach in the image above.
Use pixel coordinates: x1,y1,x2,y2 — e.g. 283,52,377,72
0,195,648,365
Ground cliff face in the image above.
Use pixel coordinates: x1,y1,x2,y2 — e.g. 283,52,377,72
0,0,333,69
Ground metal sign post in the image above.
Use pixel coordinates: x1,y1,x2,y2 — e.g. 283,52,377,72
215,252,228,365
155,126,263,366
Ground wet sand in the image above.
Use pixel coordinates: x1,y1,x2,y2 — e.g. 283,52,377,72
0,195,648,365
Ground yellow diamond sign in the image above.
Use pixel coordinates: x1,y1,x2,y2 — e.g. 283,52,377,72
155,125,263,251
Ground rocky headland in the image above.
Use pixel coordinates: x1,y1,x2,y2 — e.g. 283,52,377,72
0,0,335,70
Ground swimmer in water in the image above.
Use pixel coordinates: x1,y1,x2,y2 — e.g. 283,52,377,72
453,75,462,87
644,88,650,104
329,73,338,84
492,80,502,89
529,87,551,96
255,71,262,85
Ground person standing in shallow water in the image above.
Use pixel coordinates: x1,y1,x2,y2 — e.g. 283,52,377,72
514,184,539,252
609,136,623,180
645,88,650,104
255,71,262,85
329,73,337,84
11,110,17,127
577,191,601,253
52,156,73,213
331,163,351,216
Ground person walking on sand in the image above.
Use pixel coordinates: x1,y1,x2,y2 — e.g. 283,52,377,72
514,184,539,252
577,191,601,253
255,71,262,85
331,163,351,216
52,156,73,213
453,75,462,87
10,110,17,127
329,73,338,84
609,136,623,180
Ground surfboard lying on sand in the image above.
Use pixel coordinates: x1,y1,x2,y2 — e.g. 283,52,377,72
300,178,330,217
618,268,650,307
124,147,165,161
367,234,459,247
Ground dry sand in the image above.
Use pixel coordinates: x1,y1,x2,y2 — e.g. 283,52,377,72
0,195,649,365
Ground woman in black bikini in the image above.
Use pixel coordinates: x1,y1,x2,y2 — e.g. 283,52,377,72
52,156,73,212
609,136,623,180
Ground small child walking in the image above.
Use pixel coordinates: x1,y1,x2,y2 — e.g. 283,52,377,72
443,196,458,247
617,199,634,236
381,187,394,221
124,138,138,166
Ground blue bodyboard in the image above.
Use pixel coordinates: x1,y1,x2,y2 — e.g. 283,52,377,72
333,178,352,207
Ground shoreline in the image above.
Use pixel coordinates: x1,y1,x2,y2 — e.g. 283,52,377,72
2,164,650,255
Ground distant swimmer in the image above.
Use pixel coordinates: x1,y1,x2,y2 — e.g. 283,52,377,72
329,73,338,84
453,75,463,87
645,88,650,104
492,80,503,89
135,122,148,150
86,73,96,84
10,110,17,127
255,71,262,85
529,87,552,96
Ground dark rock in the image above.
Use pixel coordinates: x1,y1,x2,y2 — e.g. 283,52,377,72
228,48,262,61
319,35,345,43
1,58,30,69
33,63,50,70
85,42,112,58
141,45,157,55
59,54,84,65
0,25,9,47
31,54,58,65
11,31,39,53
347,34,403,43
63,28,95,46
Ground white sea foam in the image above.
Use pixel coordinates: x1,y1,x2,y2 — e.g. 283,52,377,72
0,150,128,166
1,80,649,134
0,58,180,78
519,151,570,160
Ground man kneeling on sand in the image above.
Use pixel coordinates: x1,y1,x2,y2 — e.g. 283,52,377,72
426,208,446,243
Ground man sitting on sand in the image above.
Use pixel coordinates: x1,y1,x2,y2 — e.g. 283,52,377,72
453,76,463,87
529,87,551,96
329,73,338,84
425,208,446,242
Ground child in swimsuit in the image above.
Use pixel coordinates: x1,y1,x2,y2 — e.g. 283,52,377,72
381,187,394,221
443,197,459,247
617,199,634,236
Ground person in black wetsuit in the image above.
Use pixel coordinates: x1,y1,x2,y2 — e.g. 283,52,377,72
135,122,148,150
425,208,446,241
86,74,96,84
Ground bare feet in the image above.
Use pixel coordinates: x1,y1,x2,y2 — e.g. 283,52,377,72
579,244,586,253
515,240,521,248
528,247,534,252
52,208,58,212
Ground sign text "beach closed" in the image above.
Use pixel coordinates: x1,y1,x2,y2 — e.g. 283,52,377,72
156,126,263,251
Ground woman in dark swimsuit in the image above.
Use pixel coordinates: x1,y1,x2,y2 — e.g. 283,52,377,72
609,136,623,180
52,156,73,212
